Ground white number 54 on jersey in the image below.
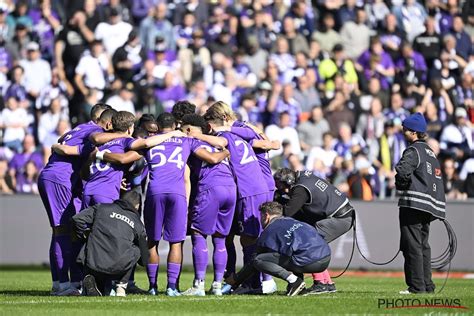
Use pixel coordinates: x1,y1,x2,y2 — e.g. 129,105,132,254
149,145,184,169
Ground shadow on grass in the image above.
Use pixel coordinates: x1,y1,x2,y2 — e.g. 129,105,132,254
0,290,51,296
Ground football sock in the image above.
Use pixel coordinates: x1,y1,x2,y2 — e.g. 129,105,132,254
212,236,227,282
167,263,181,290
312,270,332,284
146,264,158,288
53,235,71,283
262,273,273,282
70,240,83,283
286,274,298,283
225,239,236,275
192,234,208,281
49,236,58,283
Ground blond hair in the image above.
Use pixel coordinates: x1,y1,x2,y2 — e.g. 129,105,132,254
206,101,238,121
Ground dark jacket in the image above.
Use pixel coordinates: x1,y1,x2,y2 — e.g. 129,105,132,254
257,217,331,266
72,199,149,275
283,171,350,224
395,140,446,219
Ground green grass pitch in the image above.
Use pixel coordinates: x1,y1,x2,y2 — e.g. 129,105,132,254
1,268,473,315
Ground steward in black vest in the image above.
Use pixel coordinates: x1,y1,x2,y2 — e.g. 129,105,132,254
395,112,446,294
274,168,355,295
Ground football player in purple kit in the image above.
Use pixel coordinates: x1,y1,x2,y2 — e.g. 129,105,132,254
143,113,230,296
204,102,270,294
179,114,237,296
81,111,141,208
38,103,111,296
202,101,281,294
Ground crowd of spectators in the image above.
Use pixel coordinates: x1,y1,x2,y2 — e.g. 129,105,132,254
0,0,473,199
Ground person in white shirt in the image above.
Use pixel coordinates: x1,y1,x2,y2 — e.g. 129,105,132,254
265,111,302,159
94,8,132,57
0,96,30,152
305,132,338,172
105,84,136,114
440,107,473,161
37,97,68,145
19,42,52,99
75,40,111,100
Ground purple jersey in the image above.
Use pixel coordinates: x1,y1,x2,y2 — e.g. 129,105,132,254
218,131,267,198
188,139,235,192
145,135,197,196
83,137,135,198
231,121,275,192
40,121,103,186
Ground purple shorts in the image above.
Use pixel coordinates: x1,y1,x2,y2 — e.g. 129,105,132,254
144,193,187,242
190,185,237,236
82,194,116,209
38,177,75,227
234,193,268,237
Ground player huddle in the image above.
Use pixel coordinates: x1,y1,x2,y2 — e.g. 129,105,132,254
39,100,281,297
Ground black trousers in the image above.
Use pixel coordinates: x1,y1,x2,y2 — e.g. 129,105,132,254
399,207,435,293
254,253,331,280
234,253,330,284
315,211,355,243
85,266,133,293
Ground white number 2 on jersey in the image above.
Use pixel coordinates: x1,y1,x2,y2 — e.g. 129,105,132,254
235,140,257,165
150,145,184,169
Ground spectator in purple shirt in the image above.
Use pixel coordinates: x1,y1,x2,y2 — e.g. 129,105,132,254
155,71,186,112
28,0,61,61
357,36,395,90
395,42,428,87
8,134,44,190
15,160,39,194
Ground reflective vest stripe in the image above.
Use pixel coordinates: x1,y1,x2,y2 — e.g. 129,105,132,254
399,196,446,213
398,190,446,206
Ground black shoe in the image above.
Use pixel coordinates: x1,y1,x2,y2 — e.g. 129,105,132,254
83,275,102,296
127,282,148,295
286,278,305,297
302,281,329,295
327,283,337,293
232,285,263,295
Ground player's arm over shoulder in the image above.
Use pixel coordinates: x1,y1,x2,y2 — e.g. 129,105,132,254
100,150,143,165
128,130,186,150
51,144,81,156
194,147,230,164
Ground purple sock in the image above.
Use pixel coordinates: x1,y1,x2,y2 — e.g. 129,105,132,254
146,264,159,288
49,236,58,282
225,238,236,276
212,236,227,282
262,273,273,282
167,263,181,290
70,241,83,283
53,235,71,283
192,234,208,281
